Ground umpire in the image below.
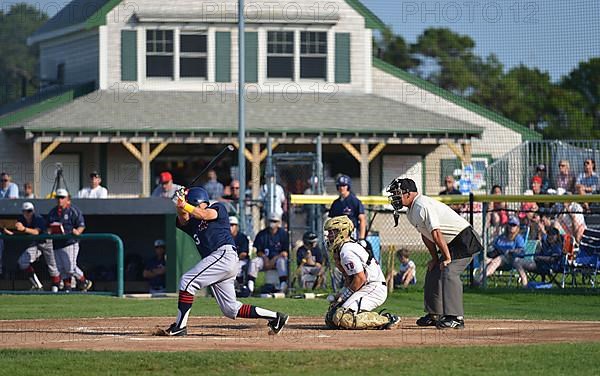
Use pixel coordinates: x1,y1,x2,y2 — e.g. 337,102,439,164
386,178,481,329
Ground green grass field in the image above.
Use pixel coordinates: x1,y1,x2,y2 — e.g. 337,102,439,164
1,288,599,321
1,343,599,376
1,289,599,375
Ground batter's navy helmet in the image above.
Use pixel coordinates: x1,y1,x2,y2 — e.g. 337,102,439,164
186,187,210,206
336,175,352,189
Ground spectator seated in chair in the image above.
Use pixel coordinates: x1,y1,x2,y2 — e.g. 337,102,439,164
513,227,564,287
480,216,525,282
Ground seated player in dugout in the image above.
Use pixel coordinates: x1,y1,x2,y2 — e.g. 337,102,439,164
246,212,290,294
294,231,325,290
323,216,400,330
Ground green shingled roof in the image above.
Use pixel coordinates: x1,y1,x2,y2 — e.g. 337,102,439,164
9,91,482,137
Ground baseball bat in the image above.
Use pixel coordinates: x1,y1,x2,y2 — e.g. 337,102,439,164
189,144,235,187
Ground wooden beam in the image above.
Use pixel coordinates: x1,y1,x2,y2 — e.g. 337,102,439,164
342,143,361,162
259,142,278,162
231,140,254,162
40,140,61,161
141,142,150,197
149,142,169,162
33,141,41,198
360,143,369,196
446,142,465,163
121,141,143,162
368,143,386,163
462,143,472,165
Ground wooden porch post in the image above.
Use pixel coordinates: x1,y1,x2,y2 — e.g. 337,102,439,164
33,141,41,197
251,143,261,235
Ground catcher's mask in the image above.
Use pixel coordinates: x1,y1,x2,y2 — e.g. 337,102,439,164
324,216,354,253
385,177,418,211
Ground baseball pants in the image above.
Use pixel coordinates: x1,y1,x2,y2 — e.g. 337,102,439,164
55,243,85,280
18,240,60,277
179,245,243,319
247,255,288,279
424,256,472,317
343,282,387,312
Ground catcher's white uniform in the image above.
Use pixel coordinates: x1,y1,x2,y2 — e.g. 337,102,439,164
339,242,387,312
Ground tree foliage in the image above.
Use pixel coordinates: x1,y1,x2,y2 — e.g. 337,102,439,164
377,26,600,139
0,3,48,105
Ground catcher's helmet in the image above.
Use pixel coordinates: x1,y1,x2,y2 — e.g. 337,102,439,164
302,231,318,247
386,177,418,210
336,175,352,189
186,187,210,206
324,216,354,253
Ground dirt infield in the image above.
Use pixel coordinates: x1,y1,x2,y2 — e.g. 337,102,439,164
1,317,599,352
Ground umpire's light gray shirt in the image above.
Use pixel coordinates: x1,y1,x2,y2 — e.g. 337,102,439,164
406,194,470,244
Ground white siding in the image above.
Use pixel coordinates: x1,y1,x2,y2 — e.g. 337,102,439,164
105,0,370,93
0,131,33,190
106,143,143,197
39,30,99,86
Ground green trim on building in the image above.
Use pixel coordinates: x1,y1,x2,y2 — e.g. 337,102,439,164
0,82,96,128
85,0,123,30
245,32,259,83
372,57,542,141
344,0,386,30
215,32,232,83
121,30,137,81
335,33,351,84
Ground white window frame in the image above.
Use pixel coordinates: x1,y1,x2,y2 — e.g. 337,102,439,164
299,30,328,80
179,31,208,80
145,29,175,80
266,29,295,81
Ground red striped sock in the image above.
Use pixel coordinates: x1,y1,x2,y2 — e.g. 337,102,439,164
178,290,194,304
237,304,253,318
51,276,61,284
25,266,35,274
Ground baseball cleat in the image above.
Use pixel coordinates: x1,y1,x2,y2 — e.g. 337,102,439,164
416,314,439,327
436,316,465,329
380,313,401,330
29,275,43,290
267,312,289,335
78,279,93,292
154,323,188,337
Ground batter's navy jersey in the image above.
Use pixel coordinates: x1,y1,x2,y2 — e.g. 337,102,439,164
234,232,249,256
296,245,323,266
253,228,289,259
17,214,47,247
176,202,234,258
329,193,365,231
47,205,85,249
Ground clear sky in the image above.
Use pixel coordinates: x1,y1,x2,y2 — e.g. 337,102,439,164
8,0,600,82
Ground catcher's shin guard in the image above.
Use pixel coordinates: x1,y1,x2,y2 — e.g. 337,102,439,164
330,307,394,330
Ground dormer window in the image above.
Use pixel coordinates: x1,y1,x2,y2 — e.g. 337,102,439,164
146,30,173,78
267,31,294,80
180,32,208,79
300,31,327,79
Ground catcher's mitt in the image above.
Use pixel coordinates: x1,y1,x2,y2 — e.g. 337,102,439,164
325,304,338,329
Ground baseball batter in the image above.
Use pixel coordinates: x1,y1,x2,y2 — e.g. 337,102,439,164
323,216,399,330
155,187,289,336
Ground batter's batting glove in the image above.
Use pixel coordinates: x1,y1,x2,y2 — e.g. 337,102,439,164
172,186,187,204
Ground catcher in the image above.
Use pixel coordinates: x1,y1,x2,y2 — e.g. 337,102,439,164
324,216,400,330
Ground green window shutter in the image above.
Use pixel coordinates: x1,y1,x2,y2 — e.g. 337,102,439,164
121,30,137,81
244,32,258,83
215,32,231,82
440,158,461,185
335,33,351,83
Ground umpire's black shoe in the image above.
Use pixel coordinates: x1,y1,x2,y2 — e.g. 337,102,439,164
267,312,289,335
436,316,465,329
164,323,188,336
416,314,439,327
